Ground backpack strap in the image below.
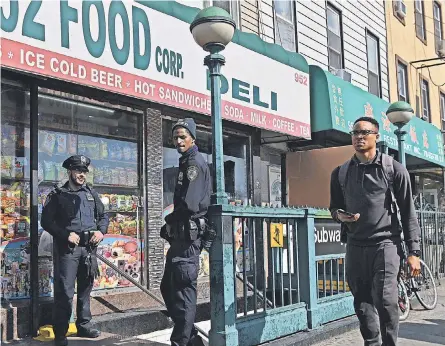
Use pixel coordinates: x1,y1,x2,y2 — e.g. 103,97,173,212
338,159,351,200
380,154,402,231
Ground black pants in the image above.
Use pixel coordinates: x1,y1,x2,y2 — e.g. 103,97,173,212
161,240,200,346
53,244,95,339
346,241,401,346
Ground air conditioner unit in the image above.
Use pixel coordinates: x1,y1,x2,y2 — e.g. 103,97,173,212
438,40,445,56
334,69,352,83
394,0,407,19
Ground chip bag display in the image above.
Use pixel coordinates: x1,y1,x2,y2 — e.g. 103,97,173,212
40,131,56,156
68,134,78,155
44,161,56,181
56,133,67,154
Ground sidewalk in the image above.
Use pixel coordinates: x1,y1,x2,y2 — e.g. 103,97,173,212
5,285,445,346
313,283,445,346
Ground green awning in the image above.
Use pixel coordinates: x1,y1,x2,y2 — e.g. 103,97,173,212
310,66,445,167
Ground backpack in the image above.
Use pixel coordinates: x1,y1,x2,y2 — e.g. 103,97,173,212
337,153,401,243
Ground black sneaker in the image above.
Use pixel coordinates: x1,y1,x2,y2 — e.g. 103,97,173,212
76,328,101,338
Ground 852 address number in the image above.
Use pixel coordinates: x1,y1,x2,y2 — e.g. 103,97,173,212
295,73,308,86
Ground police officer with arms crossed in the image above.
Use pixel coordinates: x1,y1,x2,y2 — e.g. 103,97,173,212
160,118,213,346
41,155,109,346
330,117,421,346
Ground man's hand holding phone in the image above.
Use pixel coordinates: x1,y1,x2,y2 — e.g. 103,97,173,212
336,209,360,223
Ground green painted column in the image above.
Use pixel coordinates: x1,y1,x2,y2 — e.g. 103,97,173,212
208,206,239,345
204,52,229,205
395,127,407,167
297,209,320,329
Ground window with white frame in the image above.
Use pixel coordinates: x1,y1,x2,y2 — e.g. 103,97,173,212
326,4,343,72
274,1,297,52
204,1,240,27
415,0,426,41
434,2,443,54
421,79,430,122
440,92,445,130
366,32,381,97
397,61,409,102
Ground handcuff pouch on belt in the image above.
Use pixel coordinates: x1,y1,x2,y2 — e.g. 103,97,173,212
78,229,100,279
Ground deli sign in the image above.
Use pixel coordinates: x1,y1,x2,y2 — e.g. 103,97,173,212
0,0,311,138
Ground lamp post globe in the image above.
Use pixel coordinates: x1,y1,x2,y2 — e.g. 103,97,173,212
386,101,414,127
190,7,236,205
190,7,236,53
386,101,414,167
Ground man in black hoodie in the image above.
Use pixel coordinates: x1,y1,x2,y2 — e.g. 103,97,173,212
160,118,211,346
330,117,421,346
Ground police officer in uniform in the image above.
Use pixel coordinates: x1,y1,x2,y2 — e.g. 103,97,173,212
41,155,109,346
160,118,212,346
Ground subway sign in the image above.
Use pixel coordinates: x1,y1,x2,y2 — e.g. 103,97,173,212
0,0,311,138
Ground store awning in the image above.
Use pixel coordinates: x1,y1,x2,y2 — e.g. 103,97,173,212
309,65,445,167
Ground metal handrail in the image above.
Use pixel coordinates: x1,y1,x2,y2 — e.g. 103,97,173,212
95,253,209,338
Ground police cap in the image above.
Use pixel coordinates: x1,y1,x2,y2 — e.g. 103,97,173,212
62,155,91,172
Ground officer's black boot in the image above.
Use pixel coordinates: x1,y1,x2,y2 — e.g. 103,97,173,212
76,328,101,338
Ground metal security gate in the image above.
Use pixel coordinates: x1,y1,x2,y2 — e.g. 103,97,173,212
417,210,445,282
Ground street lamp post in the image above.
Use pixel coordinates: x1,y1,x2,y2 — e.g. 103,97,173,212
190,7,236,205
190,8,238,346
386,101,415,167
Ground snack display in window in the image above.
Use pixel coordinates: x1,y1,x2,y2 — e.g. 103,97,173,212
94,236,143,290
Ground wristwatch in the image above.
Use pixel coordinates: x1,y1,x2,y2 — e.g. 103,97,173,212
409,250,421,258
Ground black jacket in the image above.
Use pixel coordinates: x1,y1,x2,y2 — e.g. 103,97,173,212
165,146,211,226
329,152,420,252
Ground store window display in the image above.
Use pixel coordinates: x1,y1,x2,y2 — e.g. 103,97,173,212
1,83,33,299
412,169,445,212
36,92,144,295
162,118,250,278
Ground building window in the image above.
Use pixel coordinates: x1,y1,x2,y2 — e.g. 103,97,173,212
434,2,443,54
326,4,343,72
415,0,426,42
440,92,445,130
204,1,240,27
421,79,430,122
366,31,381,97
397,61,409,102
393,0,407,24
274,1,297,52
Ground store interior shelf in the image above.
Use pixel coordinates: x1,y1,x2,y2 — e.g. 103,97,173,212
38,152,137,165
105,210,137,214
37,180,138,189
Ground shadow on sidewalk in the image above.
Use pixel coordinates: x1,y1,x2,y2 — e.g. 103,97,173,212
399,319,445,345
5,336,167,346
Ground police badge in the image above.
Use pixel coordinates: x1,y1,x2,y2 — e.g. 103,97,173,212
186,166,199,181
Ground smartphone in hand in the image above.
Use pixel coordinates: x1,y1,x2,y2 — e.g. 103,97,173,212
337,210,356,217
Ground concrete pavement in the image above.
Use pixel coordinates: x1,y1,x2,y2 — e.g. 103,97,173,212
4,285,445,345
313,283,445,346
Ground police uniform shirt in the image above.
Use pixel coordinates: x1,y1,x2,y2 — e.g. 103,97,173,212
166,146,211,224
41,182,108,241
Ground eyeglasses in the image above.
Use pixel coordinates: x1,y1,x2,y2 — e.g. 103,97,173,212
349,130,378,137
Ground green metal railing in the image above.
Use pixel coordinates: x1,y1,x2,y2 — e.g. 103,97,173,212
315,254,349,300
233,215,302,318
